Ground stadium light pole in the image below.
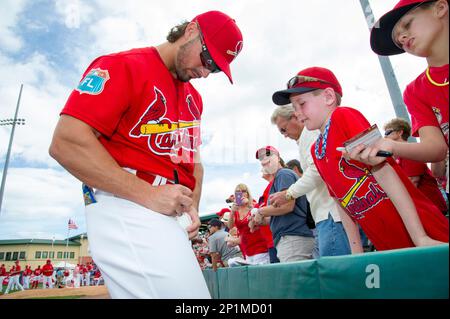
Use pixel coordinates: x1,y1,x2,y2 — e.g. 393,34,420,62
0,84,25,216
358,0,416,142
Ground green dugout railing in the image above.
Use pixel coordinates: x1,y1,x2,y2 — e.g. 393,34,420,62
202,244,449,299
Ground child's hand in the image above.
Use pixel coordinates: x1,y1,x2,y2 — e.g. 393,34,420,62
342,138,393,166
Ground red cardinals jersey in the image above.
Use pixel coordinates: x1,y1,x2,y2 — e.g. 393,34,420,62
404,64,449,146
0,266,6,276
42,264,54,276
61,47,203,190
34,268,42,276
233,210,269,257
395,157,447,214
312,107,449,251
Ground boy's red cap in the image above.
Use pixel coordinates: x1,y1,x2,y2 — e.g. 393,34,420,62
272,67,343,106
370,0,435,56
192,11,243,84
256,146,279,160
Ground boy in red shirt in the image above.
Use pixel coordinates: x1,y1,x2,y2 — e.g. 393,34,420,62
272,66,449,252
358,0,449,198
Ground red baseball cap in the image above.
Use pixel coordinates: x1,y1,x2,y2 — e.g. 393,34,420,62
216,207,231,217
256,146,280,160
370,0,435,56
272,67,343,105
192,11,243,84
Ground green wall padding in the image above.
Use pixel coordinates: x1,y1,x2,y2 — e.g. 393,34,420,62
202,244,449,299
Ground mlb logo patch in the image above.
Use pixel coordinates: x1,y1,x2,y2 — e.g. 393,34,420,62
76,68,110,95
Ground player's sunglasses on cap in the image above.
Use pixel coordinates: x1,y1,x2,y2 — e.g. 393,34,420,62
192,11,243,84
197,23,221,74
370,0,436,56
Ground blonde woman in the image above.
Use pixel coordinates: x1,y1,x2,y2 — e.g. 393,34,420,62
227,184,270,266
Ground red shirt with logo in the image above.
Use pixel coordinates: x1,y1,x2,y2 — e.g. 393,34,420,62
395,157,447,214
233,210,269,257
0,266,6,276
34,268,42,276
404,64,449,145
312,107,449,251
61,47,203,190
42,264,54,277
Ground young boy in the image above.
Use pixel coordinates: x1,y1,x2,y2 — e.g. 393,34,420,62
357,0,448,197
272,66,448,252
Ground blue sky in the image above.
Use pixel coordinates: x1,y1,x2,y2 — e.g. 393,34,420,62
0,0,427,240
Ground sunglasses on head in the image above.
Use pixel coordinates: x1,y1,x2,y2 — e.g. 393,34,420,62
384,129,396,136
197,24,221,74
287,75,333,89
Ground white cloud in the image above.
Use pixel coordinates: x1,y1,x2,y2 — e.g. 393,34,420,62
0,0,27,53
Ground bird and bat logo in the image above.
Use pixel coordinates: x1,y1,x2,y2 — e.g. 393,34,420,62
129,86,201,161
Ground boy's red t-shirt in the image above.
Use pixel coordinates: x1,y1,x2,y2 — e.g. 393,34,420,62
404,64,449,145
61,47,203,190
312,107,449,251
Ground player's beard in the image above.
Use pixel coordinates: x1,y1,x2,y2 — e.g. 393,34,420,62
175,38,198,82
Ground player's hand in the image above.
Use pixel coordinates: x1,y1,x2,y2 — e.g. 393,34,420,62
185,206,201,240
342,138,393,167
146,184,193,216
230,203,239,212
269,190,288,208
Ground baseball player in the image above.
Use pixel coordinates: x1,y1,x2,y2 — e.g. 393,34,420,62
42,259,54,289
73,264,80,288
31,265,42,289
49,10,243,299
0,264,6,293
22,265,32,289
4,261,24,294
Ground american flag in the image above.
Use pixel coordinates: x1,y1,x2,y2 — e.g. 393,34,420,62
68,219,78,230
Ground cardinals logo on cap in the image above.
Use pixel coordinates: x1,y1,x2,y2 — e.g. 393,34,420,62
227,41,243,58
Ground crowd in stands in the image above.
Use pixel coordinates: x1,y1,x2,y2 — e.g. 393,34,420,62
191,0,450,269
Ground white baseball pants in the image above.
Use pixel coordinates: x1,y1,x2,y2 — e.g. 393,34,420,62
85,191,211,299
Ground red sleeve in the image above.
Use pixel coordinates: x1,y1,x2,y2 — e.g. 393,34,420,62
403,82,440,138
398,158,426,177
61,55,132,137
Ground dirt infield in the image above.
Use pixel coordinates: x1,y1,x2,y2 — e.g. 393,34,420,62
0,286,110,299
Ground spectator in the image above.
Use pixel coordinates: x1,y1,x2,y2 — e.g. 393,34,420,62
251,146,315,262
268,104,352,258
207,218,242,271
279,66,448,251
226,184,270,266
255,170,279,263
361,0,448,198
286,159,303,178
384,118,448,215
